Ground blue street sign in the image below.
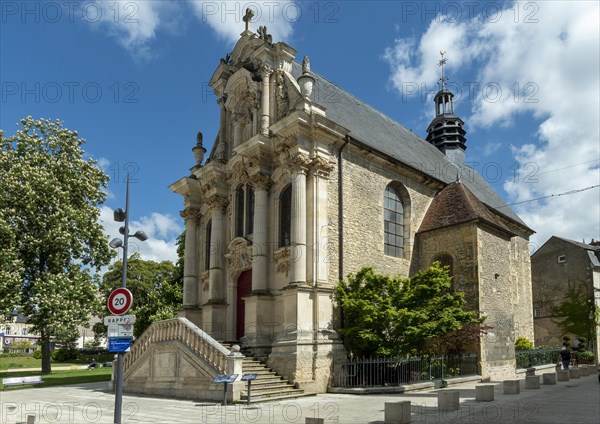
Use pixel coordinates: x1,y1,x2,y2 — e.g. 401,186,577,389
108,338,131,353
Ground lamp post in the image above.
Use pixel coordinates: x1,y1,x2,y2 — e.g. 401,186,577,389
108,174,147,424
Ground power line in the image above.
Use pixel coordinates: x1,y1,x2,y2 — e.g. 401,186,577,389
536,159,600,176
498,184,600,208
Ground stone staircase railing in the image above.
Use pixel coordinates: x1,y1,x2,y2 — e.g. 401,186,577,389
124,317,232,377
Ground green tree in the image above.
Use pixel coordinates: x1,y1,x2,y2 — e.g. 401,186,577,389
97,233,183,339
0,117,112,373
335,263,484,357
553,285,599,349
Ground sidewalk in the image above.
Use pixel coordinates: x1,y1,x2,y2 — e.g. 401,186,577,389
1,373,599,423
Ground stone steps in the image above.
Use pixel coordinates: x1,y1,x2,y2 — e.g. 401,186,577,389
220,341,310,403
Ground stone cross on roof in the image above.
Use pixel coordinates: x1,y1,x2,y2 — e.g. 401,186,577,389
243,8,254,32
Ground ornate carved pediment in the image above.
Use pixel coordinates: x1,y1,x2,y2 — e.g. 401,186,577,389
226,237,253,276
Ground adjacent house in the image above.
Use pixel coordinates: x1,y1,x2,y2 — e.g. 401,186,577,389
531,236,600,360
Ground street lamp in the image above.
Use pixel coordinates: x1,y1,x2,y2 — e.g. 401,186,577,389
108,174,147,424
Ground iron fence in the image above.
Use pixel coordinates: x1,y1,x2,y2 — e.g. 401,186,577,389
515,348,560,369
332,353,478,387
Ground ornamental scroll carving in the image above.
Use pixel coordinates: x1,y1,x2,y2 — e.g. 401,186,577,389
275,70,289,121
205,195,228,213
179,208,202,222
274,247,291,277
285,152,311,174
226,237,253,276
311,156,336,178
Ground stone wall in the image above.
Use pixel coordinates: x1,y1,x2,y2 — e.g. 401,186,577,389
328,145,438,282
477,226,518,379
416,222,479,310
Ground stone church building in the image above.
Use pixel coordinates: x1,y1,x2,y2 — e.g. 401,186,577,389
124,20,535,399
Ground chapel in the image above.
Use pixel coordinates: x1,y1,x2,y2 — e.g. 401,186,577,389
128,17,535,398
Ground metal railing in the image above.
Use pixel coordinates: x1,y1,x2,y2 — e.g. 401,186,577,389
332,353,478,387
515,348,561,369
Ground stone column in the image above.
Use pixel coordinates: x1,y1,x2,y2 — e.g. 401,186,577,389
180,208,200,308
289,153,310,285
232,113,242,147
309,156,334,286
251,174,271,292
260,66,272,136
218,97,227,143
251,104,259,136
208,196,227,301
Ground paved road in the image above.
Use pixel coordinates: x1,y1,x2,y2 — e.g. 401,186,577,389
1,373,599,423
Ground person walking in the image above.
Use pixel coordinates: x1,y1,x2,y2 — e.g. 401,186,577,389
559,347,571,370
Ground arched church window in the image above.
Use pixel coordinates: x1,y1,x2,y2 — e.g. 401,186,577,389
205,219,212,270
235,185,255,238
279,184,292,247
384,183,405,258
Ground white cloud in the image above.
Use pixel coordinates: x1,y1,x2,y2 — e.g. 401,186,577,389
99,206,183,264
188,1,294,45
384,1,600,248
86,1,183,60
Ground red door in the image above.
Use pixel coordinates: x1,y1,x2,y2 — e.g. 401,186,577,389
236,270,252,340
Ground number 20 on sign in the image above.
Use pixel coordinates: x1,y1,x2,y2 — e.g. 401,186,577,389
107,288,133,315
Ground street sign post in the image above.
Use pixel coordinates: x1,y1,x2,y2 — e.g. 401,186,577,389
107,288,133,315
108,338,131,353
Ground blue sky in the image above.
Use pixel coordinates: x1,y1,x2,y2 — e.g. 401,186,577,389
1,1,599,263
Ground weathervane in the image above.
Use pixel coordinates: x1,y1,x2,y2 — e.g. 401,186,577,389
438,50,448,90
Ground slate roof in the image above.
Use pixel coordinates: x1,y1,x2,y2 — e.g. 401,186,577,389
553,236,600,252
290,61,528,228
417,181,515,235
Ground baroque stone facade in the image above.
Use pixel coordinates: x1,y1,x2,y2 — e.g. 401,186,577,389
163,23,535,394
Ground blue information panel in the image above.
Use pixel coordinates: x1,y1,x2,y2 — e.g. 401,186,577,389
213,374,238,383
108,338,131,353
241,373,257,381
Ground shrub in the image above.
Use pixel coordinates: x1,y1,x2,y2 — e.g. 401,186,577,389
32,350,42,359
576,351,594,363
515,336,534,350
51,348,78,362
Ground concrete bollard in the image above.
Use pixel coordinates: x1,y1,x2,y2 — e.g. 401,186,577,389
475,384,495,401
525,375,540,389
543,373,557,385
503,380,520,395
26,415,36,424
305,419,325,424
569,368,580,379
557,370,570,381
438,390,460,412
384,401,411,424
579,365,589,376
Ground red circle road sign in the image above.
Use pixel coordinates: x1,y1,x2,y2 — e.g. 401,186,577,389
107,288,133,315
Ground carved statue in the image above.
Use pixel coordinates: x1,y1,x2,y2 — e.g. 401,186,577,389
214,141,227,163
220,53,231,64
196,131,203,146
302,56,311,74
275,72,289,120
257,26,273,43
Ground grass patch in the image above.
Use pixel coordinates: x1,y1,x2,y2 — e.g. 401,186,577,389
1,367,112,390
0,354,114,370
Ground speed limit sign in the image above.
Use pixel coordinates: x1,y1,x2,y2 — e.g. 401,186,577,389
107,288,133,315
